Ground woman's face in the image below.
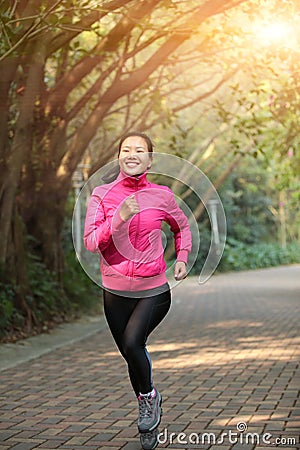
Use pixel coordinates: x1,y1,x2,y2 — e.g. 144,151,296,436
118,136,152,176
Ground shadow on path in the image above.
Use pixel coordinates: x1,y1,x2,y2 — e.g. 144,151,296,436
0,266,299,449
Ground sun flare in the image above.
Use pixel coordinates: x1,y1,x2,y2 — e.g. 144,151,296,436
259,22,291,42
253,19,297,49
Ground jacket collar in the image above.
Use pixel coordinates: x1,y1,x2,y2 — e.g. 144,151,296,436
117,169,149,189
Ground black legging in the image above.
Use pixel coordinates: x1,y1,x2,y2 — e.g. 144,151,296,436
103,287,171,397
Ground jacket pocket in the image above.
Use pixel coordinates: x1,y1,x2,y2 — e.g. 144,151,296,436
134,257,166,278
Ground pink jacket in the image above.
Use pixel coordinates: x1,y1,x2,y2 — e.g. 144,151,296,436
84,170,192,292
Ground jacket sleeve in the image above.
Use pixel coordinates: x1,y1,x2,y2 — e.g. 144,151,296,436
83,188,124,253
164,189,192,264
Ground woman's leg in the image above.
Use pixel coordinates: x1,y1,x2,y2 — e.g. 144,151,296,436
103,291,141,396
103,288,171,434
122,289,171,395
103,288,171,395
124,289,171,434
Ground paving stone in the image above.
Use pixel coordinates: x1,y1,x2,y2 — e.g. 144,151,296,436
0,266,299,449
7,444,43,450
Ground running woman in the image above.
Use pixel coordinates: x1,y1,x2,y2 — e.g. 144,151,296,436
84,132,192,449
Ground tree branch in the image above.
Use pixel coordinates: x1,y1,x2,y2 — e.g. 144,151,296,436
47,0,162,113
47,0,134,55
57,0,248,181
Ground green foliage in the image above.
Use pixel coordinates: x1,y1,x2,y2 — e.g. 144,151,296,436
0,186,100,340
220,239,300,272
166,124,194,158
194,225,210,269
26,252,67,319
187,157,299,276
62,193,102,314
0,282,15,332
0,251,65,339
222,168,277,244
62,250,101,314
2,0,300,340
0,233,100,341
189,239,300,277
220,63,300,196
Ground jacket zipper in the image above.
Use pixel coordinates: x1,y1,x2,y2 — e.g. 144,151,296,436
129,178,140,283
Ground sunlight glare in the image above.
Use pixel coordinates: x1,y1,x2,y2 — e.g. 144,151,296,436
254,20,294,47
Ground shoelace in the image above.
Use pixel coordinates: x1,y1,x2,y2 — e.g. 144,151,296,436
139,396,153,418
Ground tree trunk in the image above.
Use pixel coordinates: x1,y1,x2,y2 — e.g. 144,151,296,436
12,206,36,330
0,59,18,162
0,40,46,270
22,168,71,280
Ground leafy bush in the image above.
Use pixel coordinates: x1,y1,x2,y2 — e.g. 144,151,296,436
26,253,68,320
63,251,101,314
219,239,300,272
0,247,100,341
0,283,16,332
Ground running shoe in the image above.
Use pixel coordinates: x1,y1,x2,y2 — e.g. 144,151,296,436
140,427,159,450
138,389,162,433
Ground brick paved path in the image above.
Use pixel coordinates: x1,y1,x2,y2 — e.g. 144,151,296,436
1,266,299,450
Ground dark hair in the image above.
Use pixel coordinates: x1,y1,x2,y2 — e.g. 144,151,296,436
117,131,154,158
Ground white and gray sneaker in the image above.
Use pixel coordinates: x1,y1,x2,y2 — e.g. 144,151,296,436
140,428,159,450
137,389,162,433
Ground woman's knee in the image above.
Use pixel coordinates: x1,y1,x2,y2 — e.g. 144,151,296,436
123,336,142,359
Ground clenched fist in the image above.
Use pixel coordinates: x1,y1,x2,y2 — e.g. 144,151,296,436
119,194,140,221
174,261,187,280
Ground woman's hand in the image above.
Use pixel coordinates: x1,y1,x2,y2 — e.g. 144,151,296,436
174,261,187,281
119,194,140,221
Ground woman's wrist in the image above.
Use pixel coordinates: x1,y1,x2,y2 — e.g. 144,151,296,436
176,250,188,264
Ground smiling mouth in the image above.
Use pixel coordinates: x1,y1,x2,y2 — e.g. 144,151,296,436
126,161,139,167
